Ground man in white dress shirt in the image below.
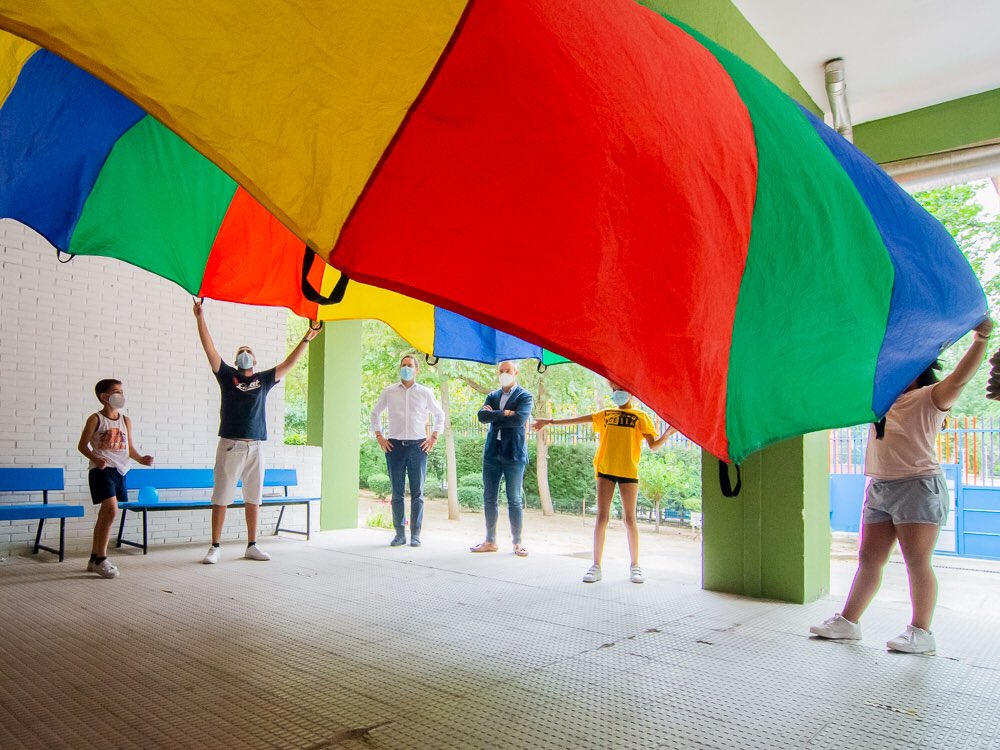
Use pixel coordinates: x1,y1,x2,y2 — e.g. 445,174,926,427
370,354,446,547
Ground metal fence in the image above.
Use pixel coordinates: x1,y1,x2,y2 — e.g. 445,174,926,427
454,415,697,450
830,416,1000,486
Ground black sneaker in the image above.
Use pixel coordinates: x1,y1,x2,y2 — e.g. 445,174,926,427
390,535,407,547
410,537,421,547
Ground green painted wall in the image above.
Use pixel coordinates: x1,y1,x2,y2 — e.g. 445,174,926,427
703,432,830,603
639,0,821,113
307,321,362,531
855,88,1000,164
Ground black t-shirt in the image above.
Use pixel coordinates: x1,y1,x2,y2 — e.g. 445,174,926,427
214,362,278,441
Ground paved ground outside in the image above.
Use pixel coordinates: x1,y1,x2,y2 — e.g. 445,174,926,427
1,493,999,749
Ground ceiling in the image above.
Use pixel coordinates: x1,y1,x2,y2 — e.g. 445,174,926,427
731,0,1000,125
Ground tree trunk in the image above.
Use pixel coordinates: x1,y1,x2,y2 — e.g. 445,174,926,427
535,372,555,516
654,500,660,532
438,363,460,520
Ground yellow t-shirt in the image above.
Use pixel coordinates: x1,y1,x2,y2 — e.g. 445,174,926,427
591,408,658,479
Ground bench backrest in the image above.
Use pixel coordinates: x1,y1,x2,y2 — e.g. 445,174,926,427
0,468,65,498
125,468,298,491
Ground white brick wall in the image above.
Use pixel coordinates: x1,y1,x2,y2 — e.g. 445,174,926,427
0,220,322,558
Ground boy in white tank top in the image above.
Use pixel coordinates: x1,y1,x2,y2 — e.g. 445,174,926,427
77,379,153,578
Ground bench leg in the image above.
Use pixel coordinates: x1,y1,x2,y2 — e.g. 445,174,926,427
116,507,128,548
142,510,149,555
306,505,311,540
59,517,66,562
275,505,286,536
32,518,44,554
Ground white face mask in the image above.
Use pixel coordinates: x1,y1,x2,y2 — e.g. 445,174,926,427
610,390,631,407
498,372,515,389
236,351,254,370
107,393,126,410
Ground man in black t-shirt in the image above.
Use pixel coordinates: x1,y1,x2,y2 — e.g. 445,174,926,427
194,300,318,564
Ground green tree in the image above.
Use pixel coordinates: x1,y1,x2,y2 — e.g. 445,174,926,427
283,313,311,443
915,181,1000,312
916,181,1000,418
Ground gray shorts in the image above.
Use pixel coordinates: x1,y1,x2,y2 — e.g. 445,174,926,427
863,474,949,526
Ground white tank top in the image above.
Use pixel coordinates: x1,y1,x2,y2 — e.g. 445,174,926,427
89,412,131,475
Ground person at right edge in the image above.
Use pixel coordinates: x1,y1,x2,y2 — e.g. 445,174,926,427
810,317,993,655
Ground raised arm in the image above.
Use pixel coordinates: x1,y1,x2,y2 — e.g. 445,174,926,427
533,414,594,430
275,324,320,381
193,299,222,373
932,318,993,411
645,425,677,451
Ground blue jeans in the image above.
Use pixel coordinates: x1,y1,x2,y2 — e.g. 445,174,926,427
483,456,525,545
385,440,426,537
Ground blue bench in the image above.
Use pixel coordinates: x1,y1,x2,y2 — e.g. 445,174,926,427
116,468,318,554
0,468,84,562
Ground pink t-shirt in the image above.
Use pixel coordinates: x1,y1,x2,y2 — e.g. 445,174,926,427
865,386,948,480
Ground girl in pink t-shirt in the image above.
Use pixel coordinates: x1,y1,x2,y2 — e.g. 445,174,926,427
811,318,993,654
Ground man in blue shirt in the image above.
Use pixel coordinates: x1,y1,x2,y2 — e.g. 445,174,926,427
194,300,317,564
470,361,534,557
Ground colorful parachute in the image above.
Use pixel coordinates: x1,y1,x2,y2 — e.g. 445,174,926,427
0,35,568,368
0,0,987,462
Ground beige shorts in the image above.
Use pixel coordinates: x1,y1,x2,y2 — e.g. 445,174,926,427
212,438,265,505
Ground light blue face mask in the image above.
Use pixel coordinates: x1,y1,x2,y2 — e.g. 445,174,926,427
400,365,416,381
236,351,254,370
610,390,631,407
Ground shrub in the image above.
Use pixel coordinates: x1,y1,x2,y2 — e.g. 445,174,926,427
458,485,483,510
454,437,486,477
639,446,702,514
525,443,596,507
284,400,307,436
364,508,394,530
359,441,386,489
367,473,392,499
458,473,484,489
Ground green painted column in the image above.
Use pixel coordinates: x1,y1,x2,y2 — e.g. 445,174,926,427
702,432,830,603
306,320,362,530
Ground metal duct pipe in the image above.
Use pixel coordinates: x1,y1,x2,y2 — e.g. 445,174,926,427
882,142,1000,192
824,58,853,143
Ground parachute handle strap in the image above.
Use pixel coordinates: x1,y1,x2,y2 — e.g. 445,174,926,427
309,320,323,332
536,362,548,374
718,460,742,498
425,354,440,367
301,246,349,305
57,250,75,264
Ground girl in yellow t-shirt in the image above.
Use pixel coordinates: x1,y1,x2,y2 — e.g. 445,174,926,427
534,382,674,584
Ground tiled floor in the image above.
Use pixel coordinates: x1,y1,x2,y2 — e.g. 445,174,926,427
2,526,999,749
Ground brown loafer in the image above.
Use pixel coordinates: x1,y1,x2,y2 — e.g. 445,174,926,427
469,541,498,553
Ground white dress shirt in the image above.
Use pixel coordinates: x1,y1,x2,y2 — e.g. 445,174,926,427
370,381,446,440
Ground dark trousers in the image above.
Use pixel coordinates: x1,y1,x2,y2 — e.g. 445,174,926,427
483,456,525,545
385,439,426,537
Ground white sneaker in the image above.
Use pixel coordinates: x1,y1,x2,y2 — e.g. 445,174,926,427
887,625,936,655
202,546,221,564
810,613,862,640
582,564,602,583
244,545,271,561
629,565,644,584
93,559,119,579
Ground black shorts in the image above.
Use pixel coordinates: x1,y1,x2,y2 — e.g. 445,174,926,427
597,472,638,485
89,467,128,505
